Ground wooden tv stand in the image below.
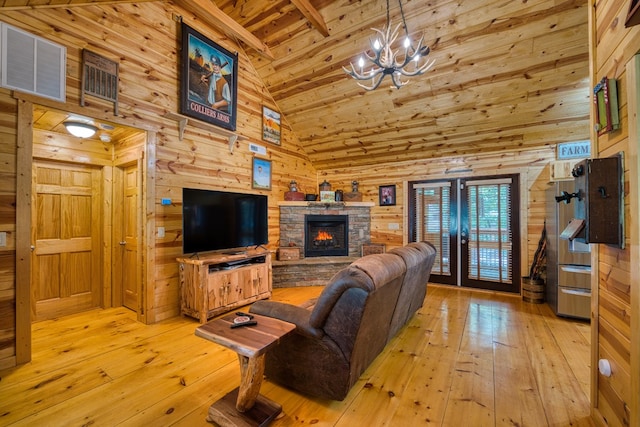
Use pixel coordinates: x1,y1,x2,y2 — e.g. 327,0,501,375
177,248,272,323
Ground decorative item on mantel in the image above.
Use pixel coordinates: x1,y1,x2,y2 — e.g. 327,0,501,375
342,0,435,90
344,180,363,202
320,191,336,203
319,180,334,202
284,180,304,201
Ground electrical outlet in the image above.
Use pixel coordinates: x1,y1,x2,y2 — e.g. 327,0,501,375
388,223,400,230
158,227,165,238
0,232,6,247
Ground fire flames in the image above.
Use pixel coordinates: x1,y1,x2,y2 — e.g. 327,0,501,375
315,231,333,241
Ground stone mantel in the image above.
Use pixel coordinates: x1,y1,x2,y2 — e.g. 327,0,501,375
277,201,374,208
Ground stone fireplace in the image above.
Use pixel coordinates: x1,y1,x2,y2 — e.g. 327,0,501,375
278,201,373,258
305,214,348,257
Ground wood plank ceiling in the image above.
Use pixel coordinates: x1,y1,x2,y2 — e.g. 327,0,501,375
1,0,591,170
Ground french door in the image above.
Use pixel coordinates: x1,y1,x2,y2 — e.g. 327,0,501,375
409,174,520,293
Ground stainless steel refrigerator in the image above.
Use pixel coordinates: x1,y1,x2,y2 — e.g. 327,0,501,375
545,181,591,320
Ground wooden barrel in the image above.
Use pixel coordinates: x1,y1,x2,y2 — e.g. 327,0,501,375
522,277,545,303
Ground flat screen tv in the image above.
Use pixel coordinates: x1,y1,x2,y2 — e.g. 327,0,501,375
182,188,268,254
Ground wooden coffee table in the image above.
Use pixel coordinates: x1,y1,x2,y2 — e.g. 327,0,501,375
195,312,296,427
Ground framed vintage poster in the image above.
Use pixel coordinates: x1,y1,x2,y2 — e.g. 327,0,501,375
262,105,281,144
181,23,238,131
252,157,272,190
379,185,396,206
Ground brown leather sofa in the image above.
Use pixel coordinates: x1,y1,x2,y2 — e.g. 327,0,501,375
249,241,437,401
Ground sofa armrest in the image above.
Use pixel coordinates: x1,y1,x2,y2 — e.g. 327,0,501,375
250,300,324,339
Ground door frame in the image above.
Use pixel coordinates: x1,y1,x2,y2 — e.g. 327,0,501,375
459,175,521,293
405,172,528,293
14,95,155,363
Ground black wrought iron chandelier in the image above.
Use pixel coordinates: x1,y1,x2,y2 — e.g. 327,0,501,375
342,0,435,91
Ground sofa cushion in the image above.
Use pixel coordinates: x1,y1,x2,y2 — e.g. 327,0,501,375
309,267,374,329
346,253,406,378
387,245,429,339
350,253,406,290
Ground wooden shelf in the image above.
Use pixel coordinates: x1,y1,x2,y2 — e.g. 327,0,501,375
277,201,374,207
164,111,245,153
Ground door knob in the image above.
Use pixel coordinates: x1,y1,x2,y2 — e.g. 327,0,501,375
119,241,126,245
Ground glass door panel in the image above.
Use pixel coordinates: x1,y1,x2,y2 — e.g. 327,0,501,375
410,175,520,293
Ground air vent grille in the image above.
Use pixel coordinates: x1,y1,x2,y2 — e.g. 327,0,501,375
1,22,66,102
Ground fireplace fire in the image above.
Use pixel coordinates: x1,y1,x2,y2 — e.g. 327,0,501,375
313,230,334,246
305,214,349,257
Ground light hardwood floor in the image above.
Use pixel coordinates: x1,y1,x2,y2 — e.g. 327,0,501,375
0,284,594,426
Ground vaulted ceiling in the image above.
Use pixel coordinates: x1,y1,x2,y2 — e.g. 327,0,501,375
1,0,591,170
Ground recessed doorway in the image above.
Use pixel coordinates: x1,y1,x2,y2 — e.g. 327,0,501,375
27,105,147,321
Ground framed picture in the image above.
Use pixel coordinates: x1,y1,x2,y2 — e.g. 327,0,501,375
180,23,238,131
262,106,281,144
379,185,396,206
252,157,272,190
626,0,640,26
593,77,620,135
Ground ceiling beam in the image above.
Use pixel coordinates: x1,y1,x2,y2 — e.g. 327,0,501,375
0,0,156,11
176,0,274,61
290,0,330,37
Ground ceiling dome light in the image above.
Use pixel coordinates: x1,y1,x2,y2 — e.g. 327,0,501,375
63,121,97,138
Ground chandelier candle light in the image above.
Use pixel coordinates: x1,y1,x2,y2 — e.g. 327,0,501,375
343,0,435,91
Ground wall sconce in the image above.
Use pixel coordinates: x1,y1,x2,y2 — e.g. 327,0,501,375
63,121,97,138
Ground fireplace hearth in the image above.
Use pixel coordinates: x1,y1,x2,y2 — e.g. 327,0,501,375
305,215,348,257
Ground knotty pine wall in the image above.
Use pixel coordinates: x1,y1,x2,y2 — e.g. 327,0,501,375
0,3,317,368
320,147,555,276
0,2,575,372
590,1,640,426
0,88,18,369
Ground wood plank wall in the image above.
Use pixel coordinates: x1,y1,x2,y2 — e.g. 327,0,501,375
0,2,572,371
590,0,640,426
0,88,18,369
0,3,317,367
319,147,555,275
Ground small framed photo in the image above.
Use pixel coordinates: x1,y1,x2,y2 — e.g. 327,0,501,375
320,191,335,202
262,106,281,145
252,157,272,190
379,185,396,206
